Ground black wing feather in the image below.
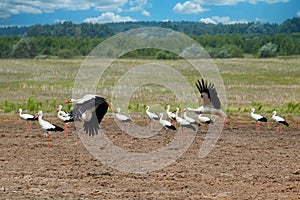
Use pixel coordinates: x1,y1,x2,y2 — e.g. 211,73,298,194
195,79,221,109
73,96,108,136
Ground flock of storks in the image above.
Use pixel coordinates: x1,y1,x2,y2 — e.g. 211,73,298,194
17,79,289,147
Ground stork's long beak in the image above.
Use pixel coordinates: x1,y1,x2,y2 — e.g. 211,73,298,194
64,100,70,104
34,114,39,119
106,101,116,113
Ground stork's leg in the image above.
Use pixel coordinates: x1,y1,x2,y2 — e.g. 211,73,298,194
181,127,185,138
27,122,32,133
279,125,283,133
48,134,51,148
216,111,228,124
172,120,177,127
64,123,68,138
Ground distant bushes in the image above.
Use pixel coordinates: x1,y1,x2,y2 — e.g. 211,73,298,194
258,42,278,58
208,45,244,58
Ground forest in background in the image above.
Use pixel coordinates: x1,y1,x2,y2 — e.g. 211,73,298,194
0,17,299,59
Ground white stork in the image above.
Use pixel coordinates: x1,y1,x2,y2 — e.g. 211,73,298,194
250,108,267,131
114,108,132,134
35,110,64,148
198,113,213,132
145,105,159,128
174,107,196,137
146,105,159,121
194,79,227,123
64,94,113,136
182,108,199,126
166,105,177,126
271,111,289,133
158,113,176,130
17,108,37,133
56,105,74,138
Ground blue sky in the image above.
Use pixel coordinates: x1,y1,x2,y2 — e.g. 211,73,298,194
0,0,299,26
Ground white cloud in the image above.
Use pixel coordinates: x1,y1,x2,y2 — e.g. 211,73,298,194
0,0,150,19
128,0,151,16
200,16,249,24
297,11,300,17
142,10,151,17
200,18,217,24
211,16,231,23
173,1,208,14
83,12,136,24
54,19,67,24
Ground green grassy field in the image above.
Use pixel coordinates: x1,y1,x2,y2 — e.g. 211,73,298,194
1,57,299,119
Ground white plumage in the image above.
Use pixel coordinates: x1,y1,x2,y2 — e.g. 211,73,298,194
250,108,267,131
198,113,212,124
195,79,227,123
182,108,198,125
17,108,37,133
166,105,176,121
198,113,213,132
56,105,74,138
115,108,132,134
158,113,176,130
271,111,289,133
36,110,64,148
145,106,159,121
174,108,196,136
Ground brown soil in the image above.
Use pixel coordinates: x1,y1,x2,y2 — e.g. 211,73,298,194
0,116,299,199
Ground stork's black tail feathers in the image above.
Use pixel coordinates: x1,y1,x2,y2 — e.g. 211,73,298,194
166,125,177,130
258,117,267,122
280,121,289,127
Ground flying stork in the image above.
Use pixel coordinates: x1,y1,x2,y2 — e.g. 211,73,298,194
64,94,113,136
194,79,227,123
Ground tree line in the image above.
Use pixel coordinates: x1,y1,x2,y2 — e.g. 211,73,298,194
0,17,299,59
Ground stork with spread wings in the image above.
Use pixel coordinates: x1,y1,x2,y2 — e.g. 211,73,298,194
188,79,227,123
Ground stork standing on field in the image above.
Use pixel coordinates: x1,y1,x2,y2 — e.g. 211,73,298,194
250,108,267,131
166,105,177,126
158,113,176,130
271,111,289,133
114,108,132,134
198,113,213,132
174,107,196,137
56,105,74,138
194,79,227,123
17,108,37,133
145,105,159,128
182,108,199,126
35,110,64,148
64,94,114,136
